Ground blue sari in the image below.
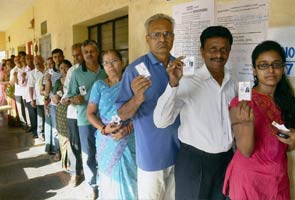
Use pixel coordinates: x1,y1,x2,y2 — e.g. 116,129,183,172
89,80,137,199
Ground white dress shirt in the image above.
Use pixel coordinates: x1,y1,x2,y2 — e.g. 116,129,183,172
9,66,25,96
28,68,44,105
62,63,80,119
154,64,237,153
23,66,33,102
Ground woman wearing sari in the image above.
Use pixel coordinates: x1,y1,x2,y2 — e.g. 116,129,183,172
223,40,295,200
87,49,137,199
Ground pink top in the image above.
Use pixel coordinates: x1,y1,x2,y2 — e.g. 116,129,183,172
0,70,7,105
223,90,290,200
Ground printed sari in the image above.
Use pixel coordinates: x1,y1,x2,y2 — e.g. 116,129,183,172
89,80,137,200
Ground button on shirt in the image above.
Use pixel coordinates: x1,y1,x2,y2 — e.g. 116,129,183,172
116,52,180,171
154,64,237,153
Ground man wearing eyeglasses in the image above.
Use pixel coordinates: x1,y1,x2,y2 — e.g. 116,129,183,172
154,26,237,200
116,13,180,199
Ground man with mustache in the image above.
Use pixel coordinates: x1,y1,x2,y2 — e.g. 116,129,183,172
154,26,236,200
66,40,106,200
116,13,180,199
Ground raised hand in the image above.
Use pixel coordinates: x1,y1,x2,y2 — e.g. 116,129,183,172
277,129,295,151
131,76,152,104
230,101,254,126
167,56,185,87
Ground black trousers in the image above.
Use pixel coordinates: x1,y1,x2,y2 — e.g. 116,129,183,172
175,142,233,200
67,118,82,175
26,102,37,136
15,95,27,127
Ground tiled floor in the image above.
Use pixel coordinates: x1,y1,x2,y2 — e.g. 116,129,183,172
0,113,93,200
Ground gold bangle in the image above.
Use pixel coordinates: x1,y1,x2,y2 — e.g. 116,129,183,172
101,126,107,135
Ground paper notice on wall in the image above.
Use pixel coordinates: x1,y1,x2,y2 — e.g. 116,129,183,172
268,27,295,91
216,0,269,83
172,0,215,69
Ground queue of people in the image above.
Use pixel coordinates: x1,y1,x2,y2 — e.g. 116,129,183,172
0,12,295,200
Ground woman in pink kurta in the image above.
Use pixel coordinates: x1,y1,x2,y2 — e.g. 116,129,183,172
0,64,9,105
223,41,295,200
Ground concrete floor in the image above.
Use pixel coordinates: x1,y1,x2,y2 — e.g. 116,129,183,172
0,113,93,200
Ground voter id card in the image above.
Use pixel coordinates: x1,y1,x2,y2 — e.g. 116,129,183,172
79,85,87,96
272,121,290,132
238,81,251,101
56,90,63,97
135,62,151,78
48,68,54,75
182,56,195,76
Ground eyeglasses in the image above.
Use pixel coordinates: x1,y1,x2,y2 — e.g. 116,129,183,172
148,31,174,40
102,59,120,67
256,61,285,70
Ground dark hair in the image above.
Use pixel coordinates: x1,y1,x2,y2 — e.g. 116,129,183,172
46,57,53,61
72,43,82,50
252,40,286,67
200,26,233,49
18,51,26,57
51,48,64,56
82,40,99,51
60,59,72,68
102,49,123,61
252,40,295,128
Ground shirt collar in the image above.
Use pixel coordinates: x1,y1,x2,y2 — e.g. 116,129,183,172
81,62,101,73
197,64,211,80
197,64,231,82
147,51,175,65
81,62,87,72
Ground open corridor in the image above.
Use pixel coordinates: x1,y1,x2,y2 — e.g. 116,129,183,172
0,113,92,200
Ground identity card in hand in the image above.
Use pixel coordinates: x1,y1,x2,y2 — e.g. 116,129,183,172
182,56,195,76
135,62,151,78
48,68,54,75
272,121,290,132
56,90,63,97
272,121,290,139
111,115,122,125
79,85,87,96
238,81,251,101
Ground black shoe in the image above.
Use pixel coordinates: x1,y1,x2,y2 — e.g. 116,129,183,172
92,188,98,200
21,125,28,130
25,128,32,133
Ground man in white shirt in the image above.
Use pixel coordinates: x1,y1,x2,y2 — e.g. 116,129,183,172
28,55,45,140
9,55,28,129
154,26,237,200
61,43,84,187
24,55,38,137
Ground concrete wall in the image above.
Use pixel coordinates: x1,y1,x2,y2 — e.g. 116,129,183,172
0,0,294,197
0,32,6,51
3,0,295,60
